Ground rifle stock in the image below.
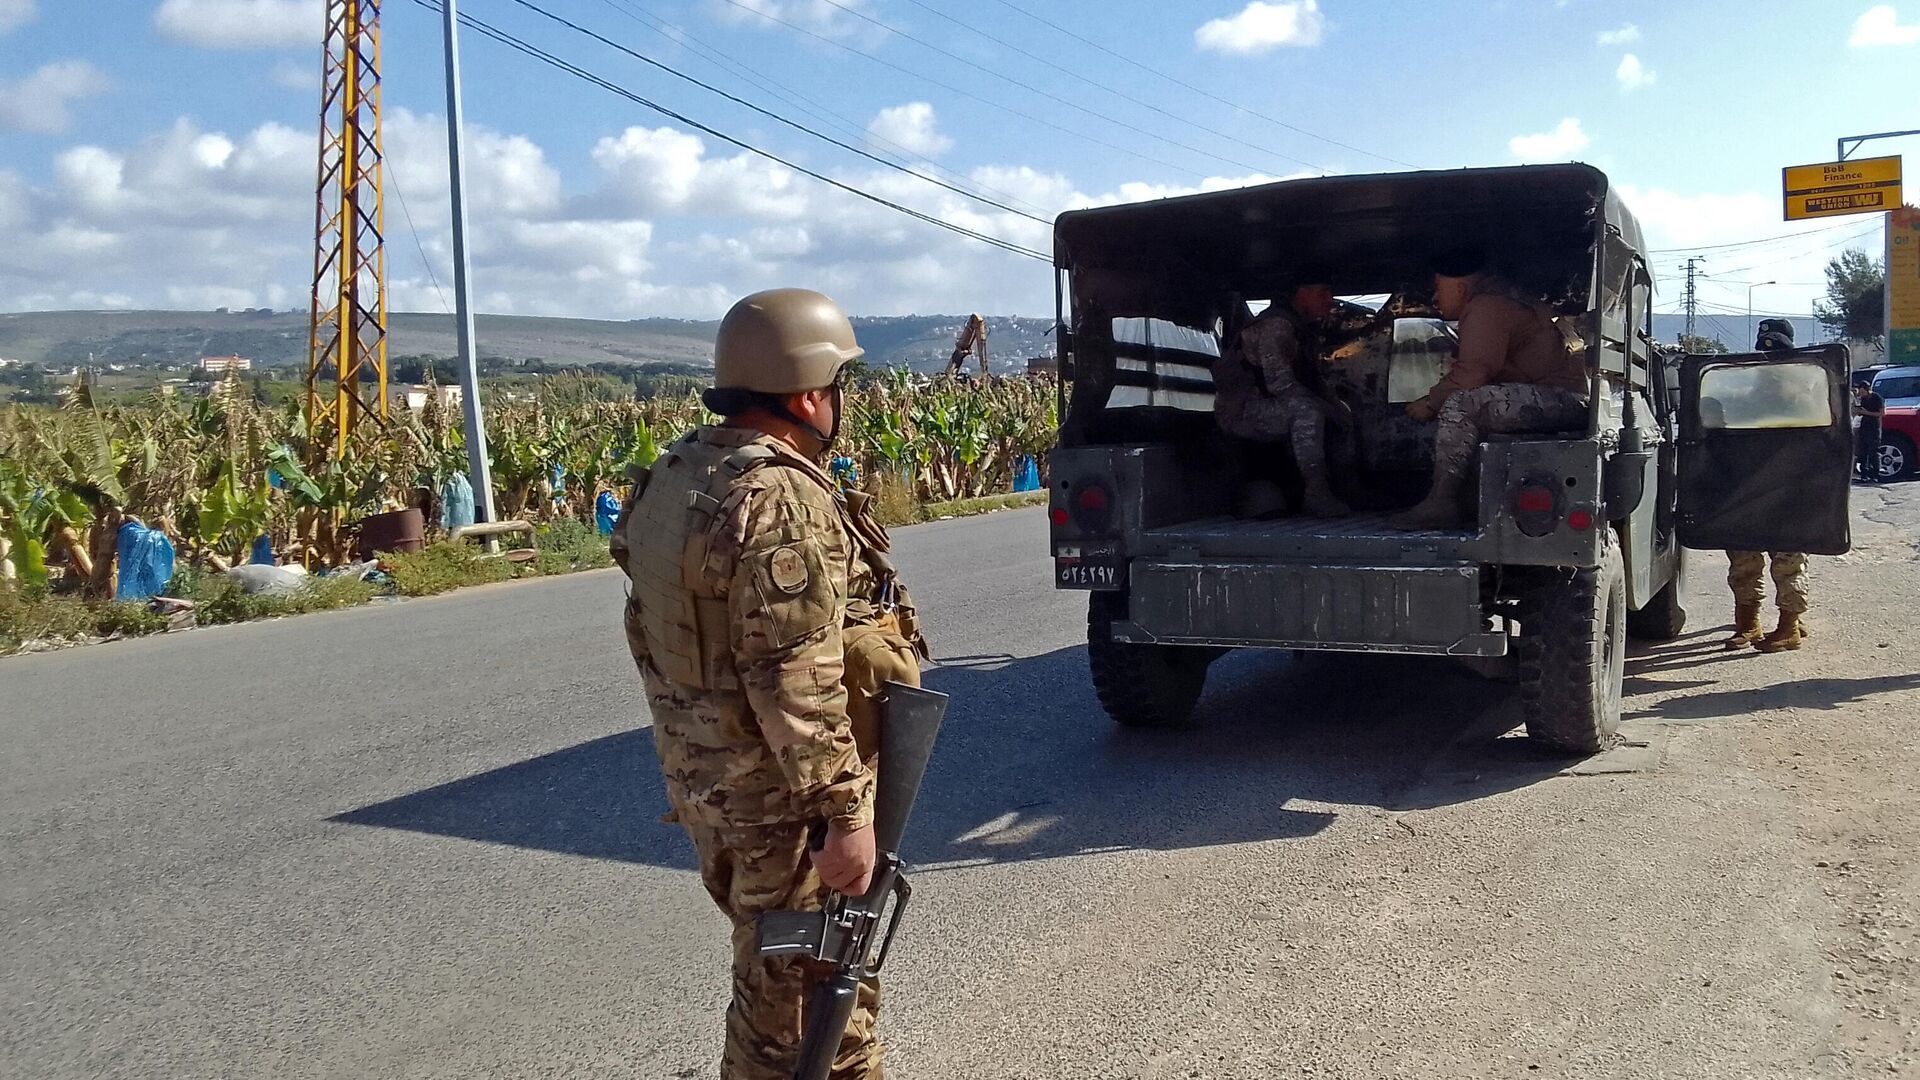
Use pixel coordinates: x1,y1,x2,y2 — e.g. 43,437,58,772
755,681,949,1080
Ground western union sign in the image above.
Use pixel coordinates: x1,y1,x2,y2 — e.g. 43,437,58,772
1783,155,1903,220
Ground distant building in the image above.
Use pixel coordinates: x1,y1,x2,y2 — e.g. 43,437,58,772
199,355,252,374
397,383,462,411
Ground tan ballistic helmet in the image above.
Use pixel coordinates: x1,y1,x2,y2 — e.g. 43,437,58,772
712,288,864,394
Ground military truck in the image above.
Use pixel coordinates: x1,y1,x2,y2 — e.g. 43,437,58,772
1045,164,1854,753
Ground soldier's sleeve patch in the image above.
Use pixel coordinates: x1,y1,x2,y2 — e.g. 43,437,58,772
768,545,809,594
744,536,837,649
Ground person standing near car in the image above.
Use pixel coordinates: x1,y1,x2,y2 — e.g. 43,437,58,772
1723,318,1811,652
1856,381,1887,482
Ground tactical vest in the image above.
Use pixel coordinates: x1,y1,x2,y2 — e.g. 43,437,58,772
619,434,778,691
616,432,926,694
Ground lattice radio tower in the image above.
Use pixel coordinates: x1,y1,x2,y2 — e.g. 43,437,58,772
305,0,389,461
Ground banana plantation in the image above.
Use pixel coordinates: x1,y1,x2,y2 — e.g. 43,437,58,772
0,370,1058,594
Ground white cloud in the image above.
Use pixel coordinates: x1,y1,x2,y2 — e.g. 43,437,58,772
0,61,110,135
709,0,874,38
1850,4,1920,45
1194,1,1325,56
271,59,318,92
867,102,952,158
1596,23,1640,46
2,109,1307,319
153,0,320,50
1508,118,1590,163
0,0,36,34
1615,53,1656,92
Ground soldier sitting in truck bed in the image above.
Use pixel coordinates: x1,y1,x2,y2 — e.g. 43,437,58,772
1391,248,1590,530
1212,271,1352,518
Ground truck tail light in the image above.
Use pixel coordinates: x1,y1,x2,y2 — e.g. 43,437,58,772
1069,480,1115,535
1567,509,1595,531
1511,483,1559,537
1513,487,1555,514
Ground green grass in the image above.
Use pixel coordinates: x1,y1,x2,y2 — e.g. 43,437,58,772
0,582,170,655
916,490,1048,521
381,542,516,597
1,489,1031,656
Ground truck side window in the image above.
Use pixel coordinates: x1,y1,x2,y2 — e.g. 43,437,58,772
1386,318,1456,403
1697,363,1832,430
1107,317,1217,412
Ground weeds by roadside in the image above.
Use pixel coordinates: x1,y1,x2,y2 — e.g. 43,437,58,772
0,582,169,653
0,494,1041,656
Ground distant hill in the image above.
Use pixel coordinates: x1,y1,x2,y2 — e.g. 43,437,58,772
0,309,1056,375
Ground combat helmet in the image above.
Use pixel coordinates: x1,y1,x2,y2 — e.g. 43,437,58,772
712,288,863,394
1755,317,1795,352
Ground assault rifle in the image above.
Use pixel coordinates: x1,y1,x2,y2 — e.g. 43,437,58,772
755,680,950,1080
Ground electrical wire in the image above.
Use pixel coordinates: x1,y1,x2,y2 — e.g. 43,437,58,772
1647,217,1865,254
592,0,1056,219
879,0,1329,173
805,0,1293,176
507,0,1051,224
705,0,1207,178
386,163,452,314
410,0,1051,261
974,0,1423,170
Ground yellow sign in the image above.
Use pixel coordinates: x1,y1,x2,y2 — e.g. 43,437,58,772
1889,204,1920,364
1782,155,1903,220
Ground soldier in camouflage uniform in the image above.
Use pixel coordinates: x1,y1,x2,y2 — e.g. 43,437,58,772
1724,319,1810,652
1213,276,1351,518
1391,250,1589,530
614,289,926,1080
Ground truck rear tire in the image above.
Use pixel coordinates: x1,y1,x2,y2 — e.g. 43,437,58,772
1625,548,1688,642
1516,533,1627,754
1086,592,1212,729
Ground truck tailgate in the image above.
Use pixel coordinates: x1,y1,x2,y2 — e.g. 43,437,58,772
1116,560,1507,656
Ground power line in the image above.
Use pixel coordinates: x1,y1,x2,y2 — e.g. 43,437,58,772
507,0,1050,224
707,0,1206,178
975,0,1423,170
410,0,1051,261
807,0,1291,176
593,0,1055,219
387,164,452,314
1648,217,1862,254
887,0,1327,173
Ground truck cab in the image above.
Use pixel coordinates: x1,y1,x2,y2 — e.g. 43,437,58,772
1046,165,1855,753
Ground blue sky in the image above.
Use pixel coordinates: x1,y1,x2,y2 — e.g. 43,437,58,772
2,0,1917,326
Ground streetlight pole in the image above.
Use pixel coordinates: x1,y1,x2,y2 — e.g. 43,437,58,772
1747,280,1777,347
441,0,496,524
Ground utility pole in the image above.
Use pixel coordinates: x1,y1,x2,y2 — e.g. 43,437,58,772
1681,256,1704,343
440,0,496,523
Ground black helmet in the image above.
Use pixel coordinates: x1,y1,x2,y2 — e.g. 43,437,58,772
1755,318,1795,352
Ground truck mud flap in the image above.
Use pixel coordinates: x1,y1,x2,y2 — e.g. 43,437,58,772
1116,562,1507,657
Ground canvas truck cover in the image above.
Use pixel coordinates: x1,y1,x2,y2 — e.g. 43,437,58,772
1053,164,1644,319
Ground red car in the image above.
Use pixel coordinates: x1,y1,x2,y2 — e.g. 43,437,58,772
1876,406,1920,480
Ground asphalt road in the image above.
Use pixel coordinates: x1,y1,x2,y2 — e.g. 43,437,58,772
4,497,1918,1078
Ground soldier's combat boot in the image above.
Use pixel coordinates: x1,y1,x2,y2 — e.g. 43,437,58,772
1390,466,1466,531
1754,611,1804,653
1722,603,1763,650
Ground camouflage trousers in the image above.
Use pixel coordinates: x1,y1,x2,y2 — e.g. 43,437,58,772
1727,551,1809,614
1218,389,1331,482
1433,385,1588,479
685,822,883,1080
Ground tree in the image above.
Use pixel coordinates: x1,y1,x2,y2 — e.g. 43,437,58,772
1676,334,1729,355
1816,248,1886,345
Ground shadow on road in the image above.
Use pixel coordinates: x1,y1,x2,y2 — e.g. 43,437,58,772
332,642,1574,869
1629,671,1920,721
